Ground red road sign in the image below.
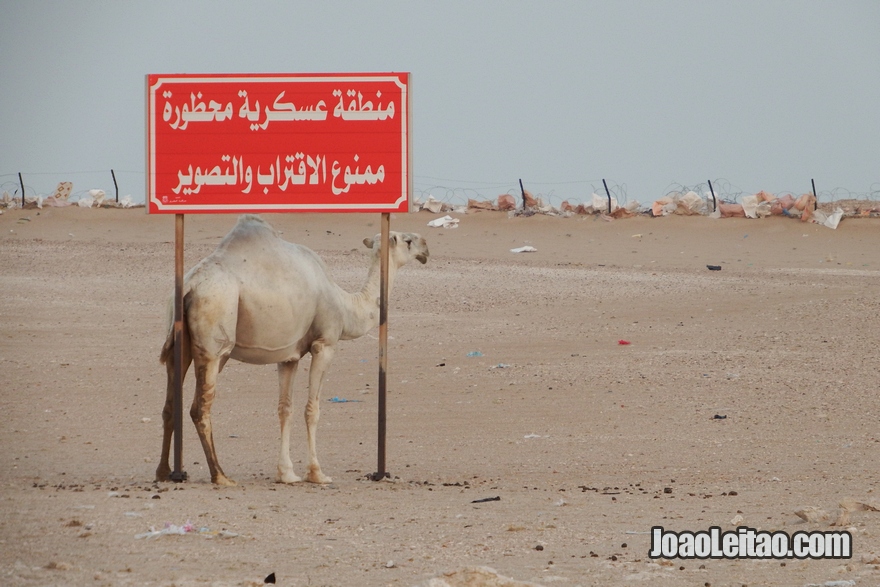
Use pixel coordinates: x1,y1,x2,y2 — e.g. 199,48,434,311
146,73,410,213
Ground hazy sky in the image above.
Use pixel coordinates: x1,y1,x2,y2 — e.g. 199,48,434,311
2,1,878,205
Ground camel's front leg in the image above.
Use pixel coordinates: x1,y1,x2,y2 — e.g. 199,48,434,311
190,355,236,486
304,341,335,484
276,360,301,483
156,337,192,482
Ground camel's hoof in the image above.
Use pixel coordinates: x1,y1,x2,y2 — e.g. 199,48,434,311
213,475,237,487
306,470,332,484
155,465,171,482
276,470,302,484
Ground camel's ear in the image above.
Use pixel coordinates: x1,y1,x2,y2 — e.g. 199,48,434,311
363,237,374,249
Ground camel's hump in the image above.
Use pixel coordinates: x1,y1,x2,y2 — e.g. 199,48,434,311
221,215,280,244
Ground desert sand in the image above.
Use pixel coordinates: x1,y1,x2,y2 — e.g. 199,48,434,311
1,206,879,586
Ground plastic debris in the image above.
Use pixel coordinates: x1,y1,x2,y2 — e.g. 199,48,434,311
812,208,844,229
328,396,362,403
420,196,445,214
707,265,722,271
427,215,459,228
510,246,537,253
618,340,631,345
264,572,276,584
135,521,240,539
466,351,483,357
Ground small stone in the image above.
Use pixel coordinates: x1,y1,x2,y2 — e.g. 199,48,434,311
535,545,544,551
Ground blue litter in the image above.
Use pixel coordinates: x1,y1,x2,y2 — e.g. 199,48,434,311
466,351,484,357
328,396,362,403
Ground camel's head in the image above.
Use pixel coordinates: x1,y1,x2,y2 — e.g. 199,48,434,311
363,231,429,265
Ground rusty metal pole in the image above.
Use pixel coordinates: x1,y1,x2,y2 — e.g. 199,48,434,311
171,213,188,481
373,212,391,480
811,178,818,211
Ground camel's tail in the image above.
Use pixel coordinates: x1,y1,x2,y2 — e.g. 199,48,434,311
159,288,190,365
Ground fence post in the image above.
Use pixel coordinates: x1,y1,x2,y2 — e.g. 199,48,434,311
518,179,526,209
111,169,119,203
707,179,717,211
811,178,818,211
18,173,25,207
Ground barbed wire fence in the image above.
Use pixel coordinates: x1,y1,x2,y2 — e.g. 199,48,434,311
3,170,879,210
415,177,880,210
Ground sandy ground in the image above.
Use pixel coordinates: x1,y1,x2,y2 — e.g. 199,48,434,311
1,207,879,587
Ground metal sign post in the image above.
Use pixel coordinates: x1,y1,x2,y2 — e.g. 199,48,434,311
372,212,391,480
170,213,187,481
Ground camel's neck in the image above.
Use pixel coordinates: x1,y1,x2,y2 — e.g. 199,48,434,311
339,255,399,340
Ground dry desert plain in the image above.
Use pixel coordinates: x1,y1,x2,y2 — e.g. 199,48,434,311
1,207,879,587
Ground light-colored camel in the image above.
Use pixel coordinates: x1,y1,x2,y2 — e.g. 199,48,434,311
155,214,428,486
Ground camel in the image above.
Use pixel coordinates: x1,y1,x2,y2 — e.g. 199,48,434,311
155,214,429,486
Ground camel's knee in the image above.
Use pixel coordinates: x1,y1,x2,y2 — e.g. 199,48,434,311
161,397,173,423
304,399,320,424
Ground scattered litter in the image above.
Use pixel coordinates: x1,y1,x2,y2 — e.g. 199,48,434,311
471,496,501,503
141,417,151,423
713,414,727,420
328,396,362,403
730,514,743,525
707,265,722,271
631,234,642,238
264,572,276,584
427,215,459,228
510,245,537,253
419,196,445,214
812,208,844,229
135,521,240,539
804,581,855,587
491,363,510,369
466,351,483,357
617,340,631,345
124,511,143,518
523,434,548,439
385,560,396,568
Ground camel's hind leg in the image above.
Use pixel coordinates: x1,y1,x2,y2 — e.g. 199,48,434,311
190,353,236,486
276,360,301,483
156,334,192,482
304,341,335,484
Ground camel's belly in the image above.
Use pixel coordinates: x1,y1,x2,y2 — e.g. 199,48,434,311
229,342,303,365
